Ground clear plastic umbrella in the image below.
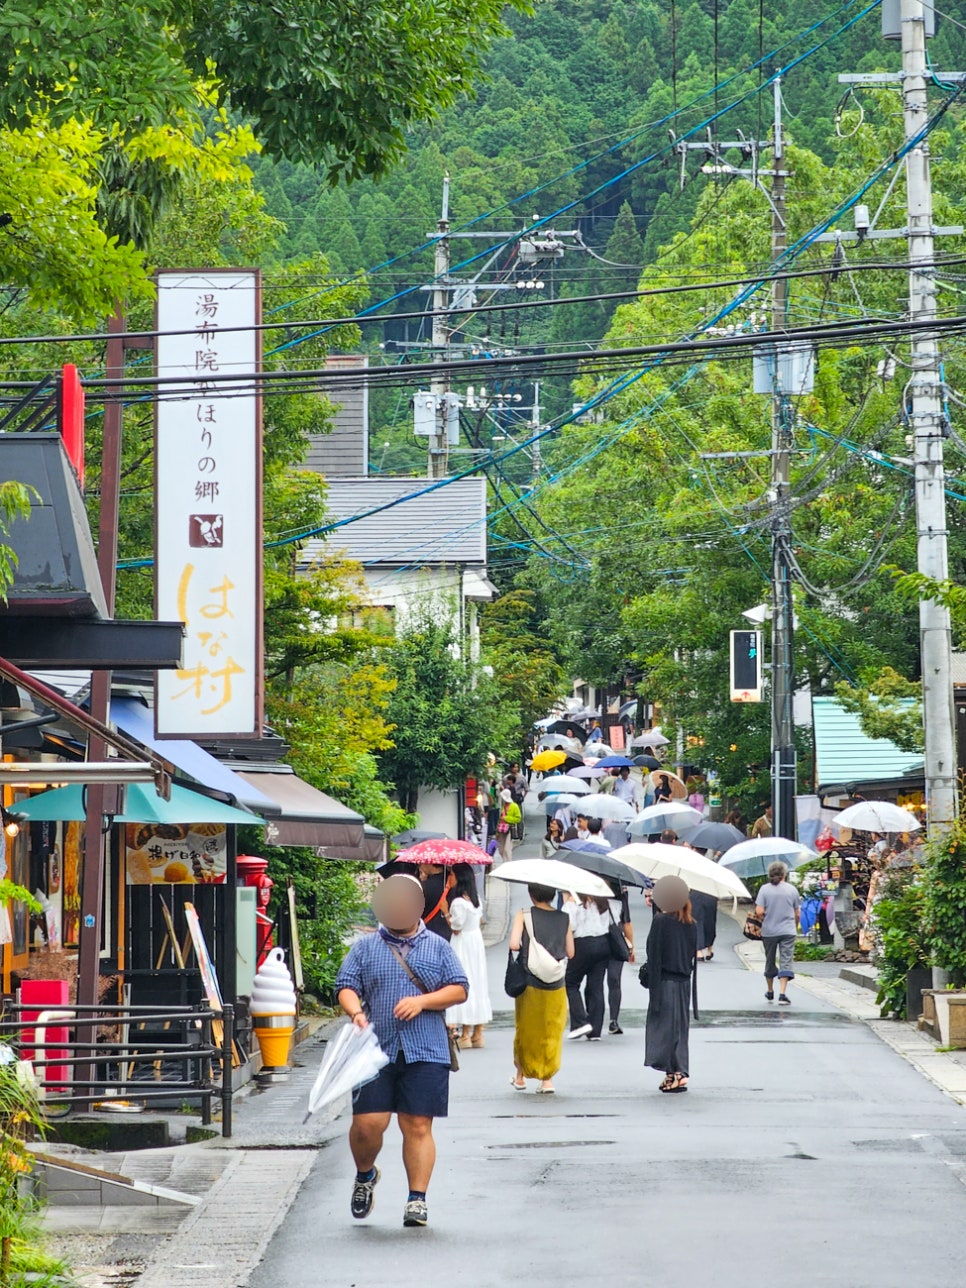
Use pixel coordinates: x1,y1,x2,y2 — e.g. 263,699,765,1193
575,794,637,822
304,1022,389,1122
629,802,703,836
831,801,921,834
611,843,751,899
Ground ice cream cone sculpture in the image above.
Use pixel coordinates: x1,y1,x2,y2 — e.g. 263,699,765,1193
249,947,297,1068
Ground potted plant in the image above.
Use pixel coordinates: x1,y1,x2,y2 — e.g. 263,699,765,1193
874,865,928,1019
920,817,966,1046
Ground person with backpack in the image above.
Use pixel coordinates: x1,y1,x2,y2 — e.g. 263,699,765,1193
508,884,574,1093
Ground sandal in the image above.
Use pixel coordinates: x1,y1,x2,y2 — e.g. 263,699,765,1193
510,1076,526,1090
666,1074,688,1094
659,1075,676,1093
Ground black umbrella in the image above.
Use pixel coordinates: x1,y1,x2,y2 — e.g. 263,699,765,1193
376,860,420,879
392,829,448,846
558,841,647,889
683,821,746,853
544,719,586,741
633,754,661,770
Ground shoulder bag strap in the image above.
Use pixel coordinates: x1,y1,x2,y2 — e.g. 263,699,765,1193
386,942,430,994
424,888,448,926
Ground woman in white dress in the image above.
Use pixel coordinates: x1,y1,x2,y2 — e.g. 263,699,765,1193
446,863,493,1049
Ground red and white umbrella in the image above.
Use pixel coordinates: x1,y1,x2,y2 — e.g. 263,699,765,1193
394,838,492,866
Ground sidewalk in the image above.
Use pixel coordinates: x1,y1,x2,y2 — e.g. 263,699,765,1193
734,932,966,1107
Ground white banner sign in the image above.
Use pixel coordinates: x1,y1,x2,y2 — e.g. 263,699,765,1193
155,270,262,736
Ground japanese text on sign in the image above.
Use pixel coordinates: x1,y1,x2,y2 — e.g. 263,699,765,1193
155,271,261,735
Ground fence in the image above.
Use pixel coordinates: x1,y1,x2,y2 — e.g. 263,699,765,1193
0,1001,235,1138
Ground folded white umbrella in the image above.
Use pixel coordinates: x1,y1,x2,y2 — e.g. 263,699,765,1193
611,842,750,900
575,794,637,822
831,800,921,834
541,776,593,796
629,801,703,835
490,857,613,898
719,837,818,880
304,1022,389,1122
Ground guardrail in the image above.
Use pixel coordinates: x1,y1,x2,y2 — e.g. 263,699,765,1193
0,1001,235,1138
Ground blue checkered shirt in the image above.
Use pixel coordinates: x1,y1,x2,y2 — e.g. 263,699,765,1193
335,928,469,1065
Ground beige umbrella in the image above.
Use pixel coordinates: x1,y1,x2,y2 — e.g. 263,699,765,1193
648,769,688,800
490,857,613,899
610,842,751,899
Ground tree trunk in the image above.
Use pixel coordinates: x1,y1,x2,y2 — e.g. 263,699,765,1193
404,784,419,815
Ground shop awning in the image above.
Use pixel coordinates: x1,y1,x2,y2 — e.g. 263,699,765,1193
111,696,280,818
235,767,385,860
15,780,261,825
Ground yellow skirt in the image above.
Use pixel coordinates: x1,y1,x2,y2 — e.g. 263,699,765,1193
513,985,567,1080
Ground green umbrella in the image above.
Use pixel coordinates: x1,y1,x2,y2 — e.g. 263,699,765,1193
14,781,261,825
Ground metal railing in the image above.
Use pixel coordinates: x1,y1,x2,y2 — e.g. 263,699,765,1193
0,1001,235,1138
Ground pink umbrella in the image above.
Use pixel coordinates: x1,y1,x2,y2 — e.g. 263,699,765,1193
394,838,492,866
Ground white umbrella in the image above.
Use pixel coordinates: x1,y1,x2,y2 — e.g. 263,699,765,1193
719,837,818,880
568,764,606,779
304,1022,389,1122
542,775,592,796
537,735,584,755
611,842,751,900
575,794,636,822
629,801,703,836
832,801,921,834
632,729,670,748
490,857,613,899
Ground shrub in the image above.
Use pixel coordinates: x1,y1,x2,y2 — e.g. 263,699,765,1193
874,866,927,1018
921,816,966,986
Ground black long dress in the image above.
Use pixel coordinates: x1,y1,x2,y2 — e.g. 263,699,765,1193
644,912,698,1077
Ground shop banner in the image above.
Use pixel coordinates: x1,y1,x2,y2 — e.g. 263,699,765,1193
125,824,228,885
155,270,262,736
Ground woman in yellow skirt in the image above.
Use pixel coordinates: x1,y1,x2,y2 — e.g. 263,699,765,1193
509,884,575,1094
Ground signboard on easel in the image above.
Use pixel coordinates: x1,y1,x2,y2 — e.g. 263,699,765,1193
183,901,223,1012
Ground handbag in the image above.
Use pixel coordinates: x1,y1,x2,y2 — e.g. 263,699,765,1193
386,943,460,1072
607,907,631,962
522,913,567,984
497,820,510,834
504,948,528,998
638,961,650,989
743,909,763,941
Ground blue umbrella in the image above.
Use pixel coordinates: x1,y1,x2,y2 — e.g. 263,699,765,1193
594,755,636,769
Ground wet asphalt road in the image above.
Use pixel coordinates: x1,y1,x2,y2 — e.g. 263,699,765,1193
248,821,966,1288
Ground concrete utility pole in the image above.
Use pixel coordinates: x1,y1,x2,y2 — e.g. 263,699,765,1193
901,0,958,831
429,175,451,479
768,77,797,843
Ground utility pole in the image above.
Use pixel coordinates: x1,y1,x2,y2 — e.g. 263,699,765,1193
429,175,451,479
769,76,797,843
902,0,958,832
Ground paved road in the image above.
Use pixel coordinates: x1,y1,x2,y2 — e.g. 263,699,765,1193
247,799,966,1287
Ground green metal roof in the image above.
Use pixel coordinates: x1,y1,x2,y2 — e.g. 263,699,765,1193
812,696,923,786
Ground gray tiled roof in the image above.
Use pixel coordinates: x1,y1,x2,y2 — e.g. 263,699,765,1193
300,476,487,567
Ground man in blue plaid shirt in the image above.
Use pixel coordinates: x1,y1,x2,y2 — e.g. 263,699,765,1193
336,874,468,1229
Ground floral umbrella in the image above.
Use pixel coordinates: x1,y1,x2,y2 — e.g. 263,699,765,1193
394,838,492,866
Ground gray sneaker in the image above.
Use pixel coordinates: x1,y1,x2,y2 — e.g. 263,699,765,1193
350,1167,380,1219
403,1199,428,1227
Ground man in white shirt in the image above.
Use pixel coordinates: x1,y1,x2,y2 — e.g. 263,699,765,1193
612,767,638,808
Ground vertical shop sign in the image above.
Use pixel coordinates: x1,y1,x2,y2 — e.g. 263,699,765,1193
155,271,262,735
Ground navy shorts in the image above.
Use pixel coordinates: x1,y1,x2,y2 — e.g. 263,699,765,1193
352,1052,450,1119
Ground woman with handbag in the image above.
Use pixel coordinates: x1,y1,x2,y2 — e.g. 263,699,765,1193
496,788,516,861
643,875,698,1094
507,884,574,1093
562,894,612,1041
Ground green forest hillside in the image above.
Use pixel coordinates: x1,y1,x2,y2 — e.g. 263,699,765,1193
253,0,966,465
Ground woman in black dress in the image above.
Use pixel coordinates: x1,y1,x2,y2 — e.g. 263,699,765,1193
644,875,698,1093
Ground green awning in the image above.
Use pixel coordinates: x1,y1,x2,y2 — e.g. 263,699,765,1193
14,781,261,825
